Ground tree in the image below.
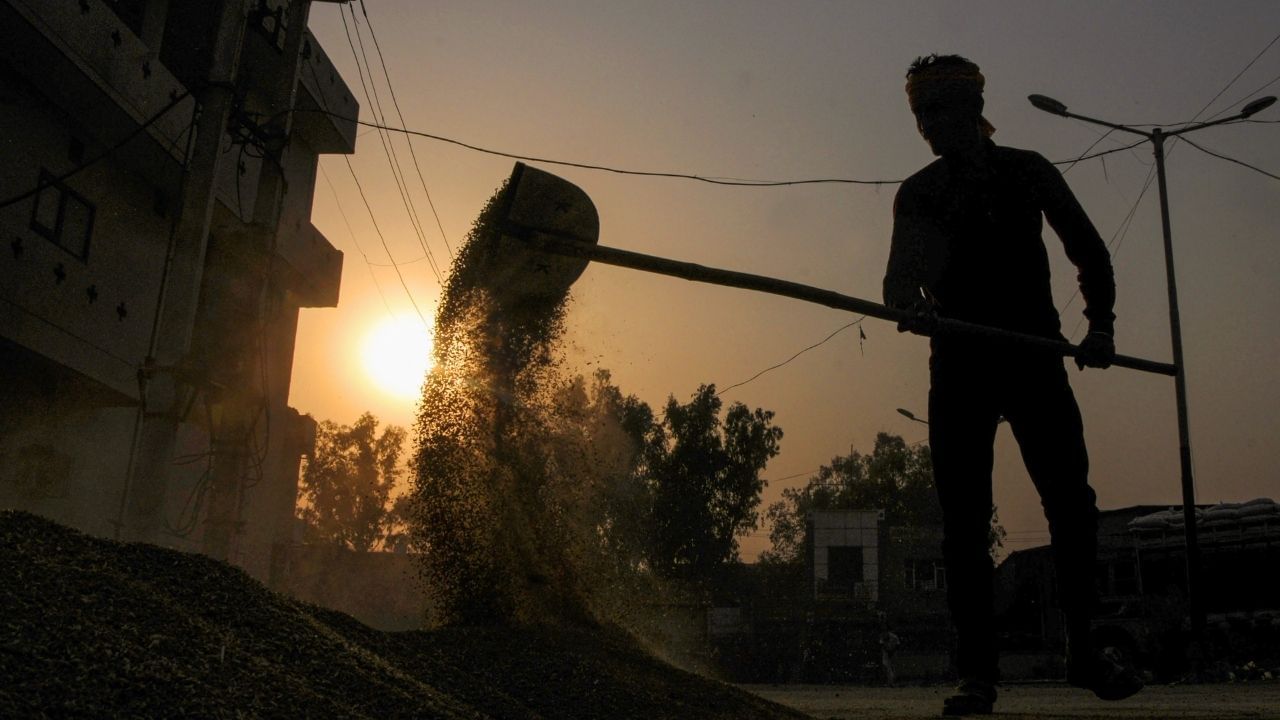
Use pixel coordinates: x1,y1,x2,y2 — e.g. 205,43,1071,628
564,369,666,573
761,432,1005,564
762,433,930,564
647,384,783,577
297,412,407,552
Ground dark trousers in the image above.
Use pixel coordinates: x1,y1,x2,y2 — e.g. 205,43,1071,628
928,344,1099,684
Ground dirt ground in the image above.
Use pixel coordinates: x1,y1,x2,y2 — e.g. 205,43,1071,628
744,682,1280,719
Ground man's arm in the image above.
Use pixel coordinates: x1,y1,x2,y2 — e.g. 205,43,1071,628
1035,154,1116,367
884,182,931,311
884,182,944,335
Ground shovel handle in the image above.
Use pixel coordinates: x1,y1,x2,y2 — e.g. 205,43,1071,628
523,233,1177,377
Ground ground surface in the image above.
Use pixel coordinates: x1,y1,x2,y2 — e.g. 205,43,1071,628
0,510,804,719
747,682,1280,719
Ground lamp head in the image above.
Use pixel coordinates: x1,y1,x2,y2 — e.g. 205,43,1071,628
1028,94,1068,116
1241,96,1277,118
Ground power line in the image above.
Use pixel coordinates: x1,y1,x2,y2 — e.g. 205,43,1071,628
318,163,396,317
335,112,903,186
341,153,431,327
716,316,867,397
357,0,454,261
1062,137,1150,173
297,109,1162,188
343,5,446,282
1054,36,1280,336
765,468,823,484
339,6,445,285
1211,71,1280,122
1196,31,1280,122
1062,165,1157,340
1180,135,1280,181
303,43,431,327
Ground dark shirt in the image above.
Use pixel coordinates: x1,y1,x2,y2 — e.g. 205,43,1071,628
883,141,1115,345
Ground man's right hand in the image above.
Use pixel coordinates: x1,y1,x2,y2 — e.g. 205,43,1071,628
896,302,939,337
1075,331,1115,370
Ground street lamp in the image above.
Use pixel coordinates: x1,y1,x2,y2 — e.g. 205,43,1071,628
1028,92,1277,648
896,407,928,425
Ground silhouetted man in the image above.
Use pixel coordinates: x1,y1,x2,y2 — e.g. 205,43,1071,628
883,54,1142,716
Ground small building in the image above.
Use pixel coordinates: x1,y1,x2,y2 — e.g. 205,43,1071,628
707,509,950,683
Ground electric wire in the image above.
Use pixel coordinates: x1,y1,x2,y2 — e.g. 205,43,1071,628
303,47,430,327
357,0,454,260
342,4,444,282
1062,165,1157,341
297,109,1157,188
716,316,867,397
1210,73,1280,122
341,153,431,327
1060,137,1150,174
1053,30,1280,336
340,6,442,283
339,6,444,286
1179,136,1280,181
319,163,396,317
1193,31,1280,123
316,109,904,186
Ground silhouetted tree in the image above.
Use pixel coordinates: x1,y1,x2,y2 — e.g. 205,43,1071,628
558,369,666,572
761,433,1004,564
761,433,933,564
647,384,783,578
297,412,406,552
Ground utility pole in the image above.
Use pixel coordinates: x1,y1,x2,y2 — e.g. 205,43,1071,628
1028,92,1277,653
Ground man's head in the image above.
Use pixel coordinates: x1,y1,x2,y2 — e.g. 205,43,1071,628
905,54,995,158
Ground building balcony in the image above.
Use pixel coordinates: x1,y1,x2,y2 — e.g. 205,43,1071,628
278,221,342,308
295,29,358,155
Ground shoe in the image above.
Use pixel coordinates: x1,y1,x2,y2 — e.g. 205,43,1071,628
942,679,996,716
1068,647,1144,702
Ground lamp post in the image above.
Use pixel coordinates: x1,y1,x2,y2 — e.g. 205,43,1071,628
896,407,929,425
1028,92,1277,648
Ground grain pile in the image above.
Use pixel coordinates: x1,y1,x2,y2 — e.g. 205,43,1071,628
0,510,807,719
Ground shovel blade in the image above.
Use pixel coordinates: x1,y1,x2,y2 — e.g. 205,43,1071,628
490,162,600,305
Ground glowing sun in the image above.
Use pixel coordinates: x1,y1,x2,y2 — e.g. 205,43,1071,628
362,314,433,399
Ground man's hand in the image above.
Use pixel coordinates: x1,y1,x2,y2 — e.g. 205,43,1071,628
1075,331,1115,370
895,301,939,337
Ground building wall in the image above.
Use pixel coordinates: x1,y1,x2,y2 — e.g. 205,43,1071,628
0,0,354,591
0,57,173,400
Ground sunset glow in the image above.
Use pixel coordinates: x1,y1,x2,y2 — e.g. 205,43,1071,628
362,314,434,400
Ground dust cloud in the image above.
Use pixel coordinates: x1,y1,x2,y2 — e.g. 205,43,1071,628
406,173,662,633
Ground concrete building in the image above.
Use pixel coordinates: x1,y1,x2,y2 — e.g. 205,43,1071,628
0,0,356,588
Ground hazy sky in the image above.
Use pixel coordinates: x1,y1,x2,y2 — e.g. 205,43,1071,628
290,1,1280,558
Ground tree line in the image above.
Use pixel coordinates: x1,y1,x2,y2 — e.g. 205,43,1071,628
296,371,1001,585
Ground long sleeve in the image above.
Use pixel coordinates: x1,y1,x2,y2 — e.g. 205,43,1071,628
884,183,929,310
1037,156,1116,335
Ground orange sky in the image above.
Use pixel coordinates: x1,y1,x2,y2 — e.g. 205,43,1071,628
289,1,1280,560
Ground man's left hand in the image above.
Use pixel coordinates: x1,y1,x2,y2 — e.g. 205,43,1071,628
1075,332,1115,370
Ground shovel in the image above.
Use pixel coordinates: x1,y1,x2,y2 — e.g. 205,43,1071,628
496,162,1175,377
